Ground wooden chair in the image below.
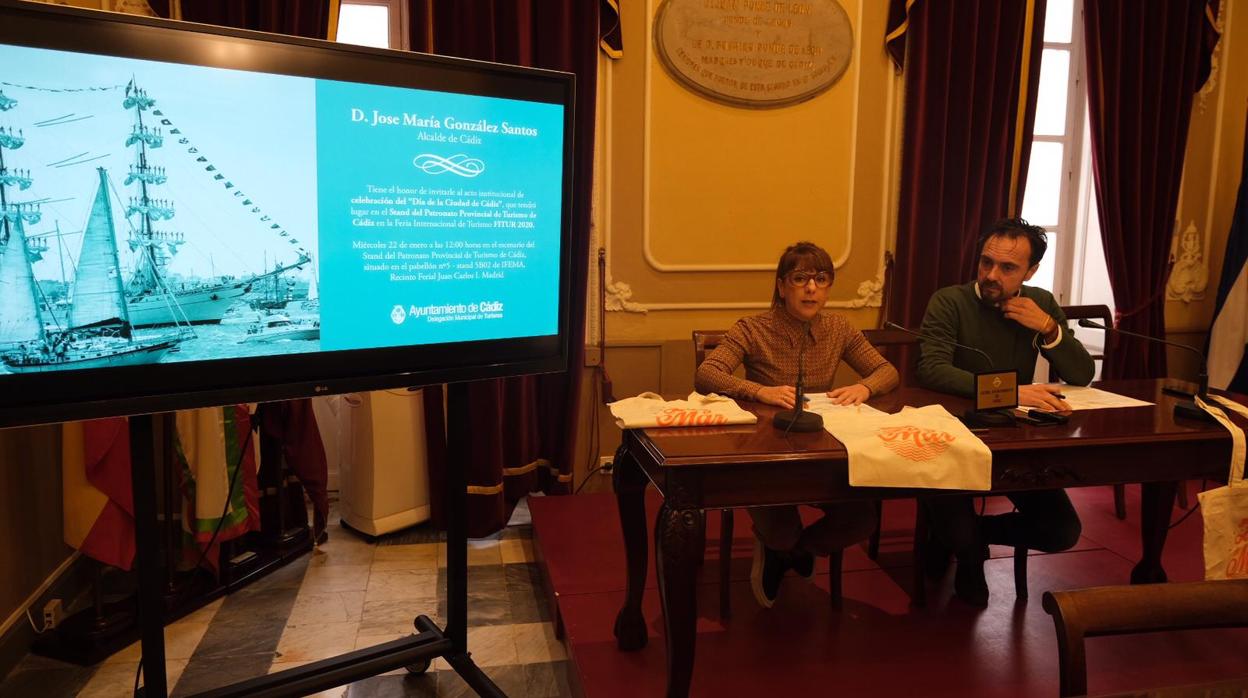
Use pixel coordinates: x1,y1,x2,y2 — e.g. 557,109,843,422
693,329,847,616
1042,580,1248,697
1048,305,1131,519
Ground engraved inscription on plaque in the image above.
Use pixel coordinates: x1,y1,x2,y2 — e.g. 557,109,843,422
654,0,854,108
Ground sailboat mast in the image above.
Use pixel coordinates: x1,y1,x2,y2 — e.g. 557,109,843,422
135,97,158,289
0,139,9,246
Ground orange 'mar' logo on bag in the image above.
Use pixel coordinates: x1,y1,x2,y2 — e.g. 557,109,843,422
1227,518,1248,578
655,408,729,427
876,425,956,462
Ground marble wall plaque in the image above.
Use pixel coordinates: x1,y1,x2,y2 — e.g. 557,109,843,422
654,0,853,108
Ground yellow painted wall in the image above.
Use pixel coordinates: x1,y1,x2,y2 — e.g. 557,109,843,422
598,0,896,342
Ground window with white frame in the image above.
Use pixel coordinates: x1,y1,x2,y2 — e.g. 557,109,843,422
1023,0,1115,373
336,0,408,50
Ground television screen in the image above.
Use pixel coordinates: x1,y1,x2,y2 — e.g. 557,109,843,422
0,2,574,427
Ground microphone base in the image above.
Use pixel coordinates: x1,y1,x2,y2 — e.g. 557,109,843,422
961,408,1015,428
1173,399,1216,423
773,409,824,433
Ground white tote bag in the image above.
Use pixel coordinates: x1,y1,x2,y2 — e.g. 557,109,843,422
823,404,992,491
608,392,758,429
1196,394,1248,580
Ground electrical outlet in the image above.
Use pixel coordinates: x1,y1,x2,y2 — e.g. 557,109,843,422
43,598,64,630
597,456,613,475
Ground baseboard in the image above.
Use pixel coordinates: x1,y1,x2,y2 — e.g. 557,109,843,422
0,552,91,681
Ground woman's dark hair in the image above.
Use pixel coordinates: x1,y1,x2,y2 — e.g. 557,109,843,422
975,218,1048,268
771,241,835,307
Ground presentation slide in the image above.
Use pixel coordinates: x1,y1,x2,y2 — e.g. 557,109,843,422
0,43,564,375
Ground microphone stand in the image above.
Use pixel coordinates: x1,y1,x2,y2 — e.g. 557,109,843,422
773,324,823,433
1078,319,1214,422
884,322,1016,427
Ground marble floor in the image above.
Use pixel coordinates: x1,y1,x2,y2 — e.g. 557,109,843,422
0,498,572,698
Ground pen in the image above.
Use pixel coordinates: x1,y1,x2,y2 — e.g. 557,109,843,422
1054,393,1066,399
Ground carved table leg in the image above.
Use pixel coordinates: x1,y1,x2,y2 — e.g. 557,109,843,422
613,439,649,651
656,496,703,698
1132,480,1178,584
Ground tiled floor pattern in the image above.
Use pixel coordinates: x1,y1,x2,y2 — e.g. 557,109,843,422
0,499,571,697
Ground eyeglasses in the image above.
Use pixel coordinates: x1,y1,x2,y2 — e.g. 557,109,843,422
785,271,833,288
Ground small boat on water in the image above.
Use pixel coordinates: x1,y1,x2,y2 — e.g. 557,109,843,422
240,313,319,344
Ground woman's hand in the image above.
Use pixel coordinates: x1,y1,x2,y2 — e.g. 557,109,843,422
826,384,871,405
755,385,797,409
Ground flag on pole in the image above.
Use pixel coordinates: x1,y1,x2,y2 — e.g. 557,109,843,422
62,418,135,570
1209,114,1248,392
178,405,260,573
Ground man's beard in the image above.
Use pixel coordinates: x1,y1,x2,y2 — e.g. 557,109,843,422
980,281,1005,303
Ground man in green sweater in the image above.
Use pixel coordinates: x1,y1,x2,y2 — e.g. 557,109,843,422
917,218,1095,606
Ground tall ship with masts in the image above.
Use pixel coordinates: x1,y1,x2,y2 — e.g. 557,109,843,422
119,80,308,328
0,88,183,373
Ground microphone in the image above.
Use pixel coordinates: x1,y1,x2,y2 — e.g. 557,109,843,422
1077,318,1212,422
773,322,823,433
884,321,1015,427
1077,319,1208,397
883,321,995,370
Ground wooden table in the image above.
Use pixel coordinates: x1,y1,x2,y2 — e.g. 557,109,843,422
610,380,1236,698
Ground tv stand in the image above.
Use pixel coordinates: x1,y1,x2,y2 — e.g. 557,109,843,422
129,387,503,697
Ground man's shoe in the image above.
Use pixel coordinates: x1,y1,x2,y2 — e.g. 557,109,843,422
750,538,784,608
953,557,990,607
789,549,815,579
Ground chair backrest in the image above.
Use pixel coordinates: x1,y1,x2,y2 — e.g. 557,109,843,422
1043,580,1248,697
692,329,726,371
1049,304,1113,381
862,328,919,385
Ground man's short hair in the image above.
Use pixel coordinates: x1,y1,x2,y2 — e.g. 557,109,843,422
976,218,1048,268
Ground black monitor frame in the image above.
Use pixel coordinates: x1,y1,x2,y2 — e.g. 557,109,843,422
0,0,576,428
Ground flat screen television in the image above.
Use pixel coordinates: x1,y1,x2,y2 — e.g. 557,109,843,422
0,1,575,428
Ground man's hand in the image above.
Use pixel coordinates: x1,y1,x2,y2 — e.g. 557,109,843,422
756,385,796,409
1018,384,1071,411
826,384,871,405
1001,296,1059,341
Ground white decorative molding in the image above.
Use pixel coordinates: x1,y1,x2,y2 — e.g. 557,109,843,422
604,275,647,313
847,275,884,308
1167,221,1209,303
1197,0,1226,115
635,271,884,311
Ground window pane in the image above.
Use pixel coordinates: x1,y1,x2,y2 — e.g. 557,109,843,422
1034,49,1070,136
1028,238,1056,292
1044,0,1073,43
338,3,390,48
1021,142,1064,227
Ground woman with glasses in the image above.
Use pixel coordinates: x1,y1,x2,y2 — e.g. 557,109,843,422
694,241,899,609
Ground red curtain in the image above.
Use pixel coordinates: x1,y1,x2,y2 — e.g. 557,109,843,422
1083,0,1220,379
885,0,1047,329
171,1,333,38
411,1,599,536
